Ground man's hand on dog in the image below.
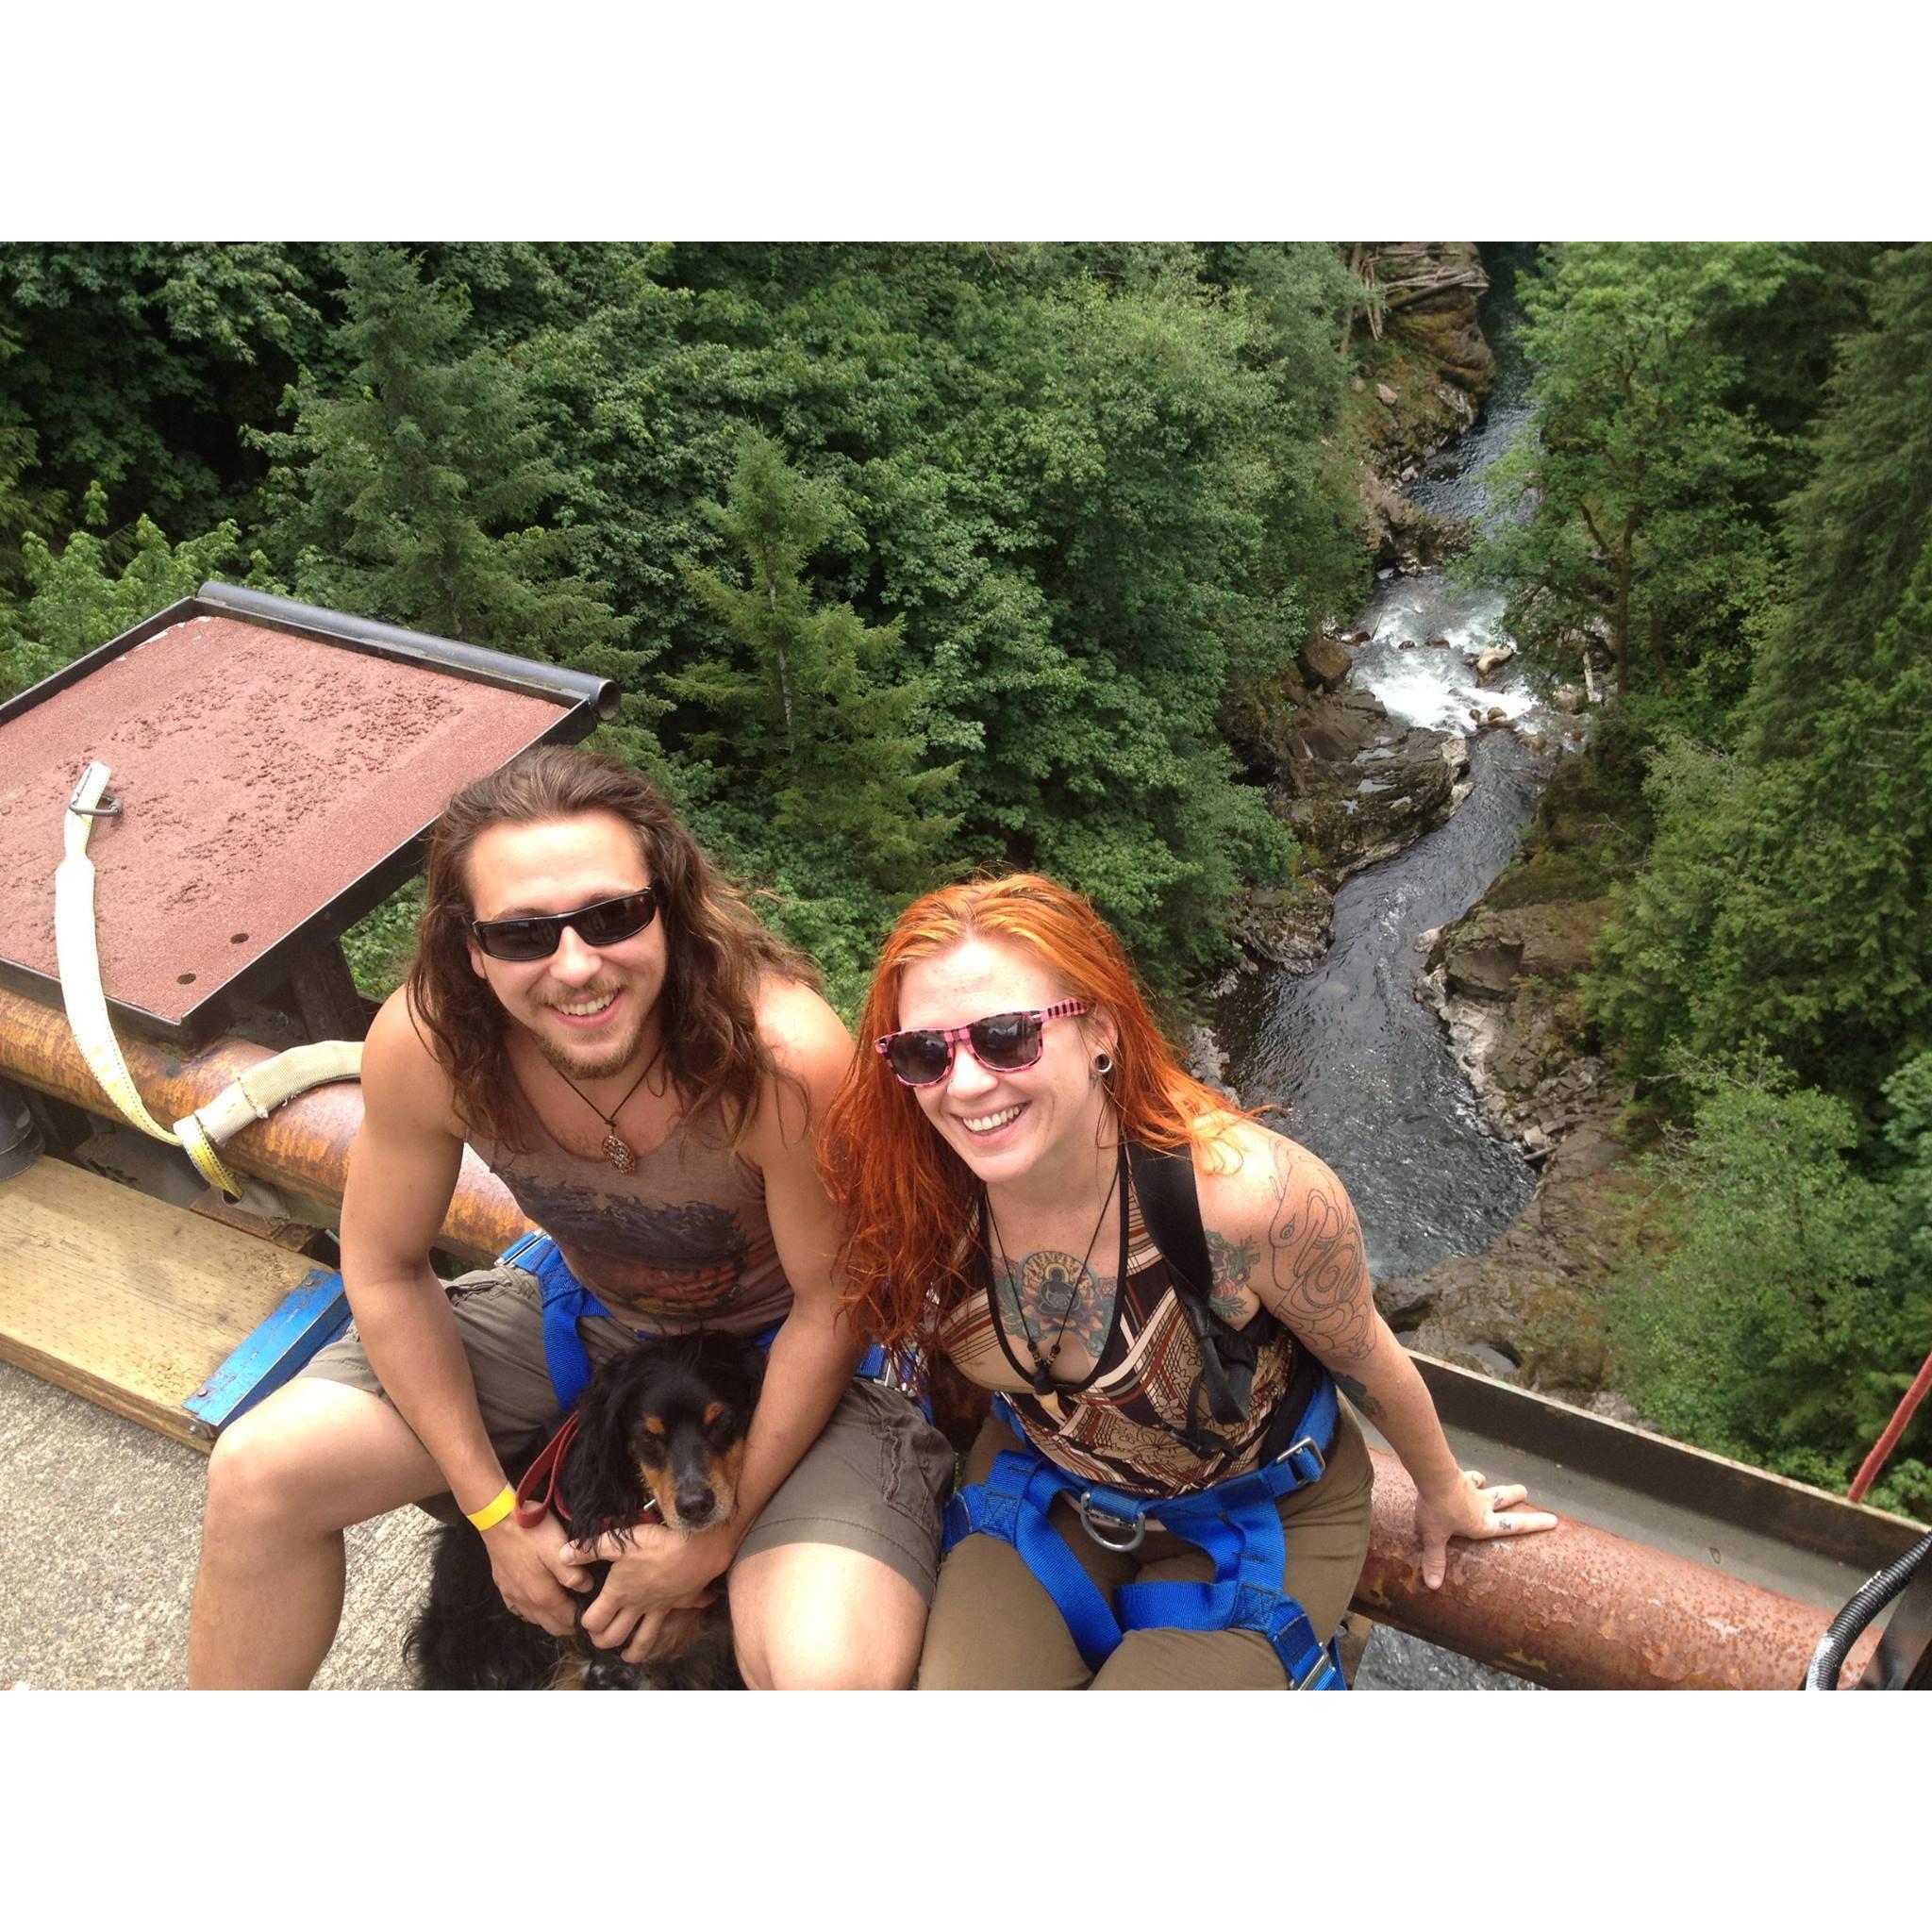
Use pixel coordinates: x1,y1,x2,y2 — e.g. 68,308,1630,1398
566,1521,736,1665
481,1512,593,1638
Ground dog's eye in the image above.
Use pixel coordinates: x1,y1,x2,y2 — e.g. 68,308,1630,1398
703,1409,740,1442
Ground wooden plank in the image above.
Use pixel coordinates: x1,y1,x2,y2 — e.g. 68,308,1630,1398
0,1157,316,1451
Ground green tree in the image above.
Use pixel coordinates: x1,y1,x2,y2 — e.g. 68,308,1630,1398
1748,243,1932,757
1607,1058,1930,1513
0,243,326,537
1474,243,1794,721
512,244,1340,995
0,499,251,701
1587,251,1932,1103
254,244,638,728
0,324,66,590
668,433,959,895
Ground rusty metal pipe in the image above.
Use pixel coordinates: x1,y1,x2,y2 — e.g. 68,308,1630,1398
0,981,1882,1690
1357,1448,1880,1690
0,983,522,1261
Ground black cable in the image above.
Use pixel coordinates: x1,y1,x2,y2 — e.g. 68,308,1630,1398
1803,1528,1932,1690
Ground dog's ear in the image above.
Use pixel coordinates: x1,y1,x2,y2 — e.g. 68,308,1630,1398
571,1358,650,1512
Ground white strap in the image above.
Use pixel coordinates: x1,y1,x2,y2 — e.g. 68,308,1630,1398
56,764,368,1200
56,762,246,1198
185,1040,364,1144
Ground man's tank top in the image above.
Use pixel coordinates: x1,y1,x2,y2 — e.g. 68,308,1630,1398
470,1079,792,1338
936,1156,1299,1496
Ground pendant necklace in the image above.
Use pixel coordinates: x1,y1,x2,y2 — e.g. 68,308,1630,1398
984,1155,1121,1397
553,1039,666,1174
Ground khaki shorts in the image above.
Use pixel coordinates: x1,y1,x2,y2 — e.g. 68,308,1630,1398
301,1261,955,1602
917,1404,1375,1689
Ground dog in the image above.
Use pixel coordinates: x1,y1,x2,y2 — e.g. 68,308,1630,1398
406,1329,766,1690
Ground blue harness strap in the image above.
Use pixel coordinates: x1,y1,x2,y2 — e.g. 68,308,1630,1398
500,1231,929,1418
941,1378,1348,1689
495,1230,617,1414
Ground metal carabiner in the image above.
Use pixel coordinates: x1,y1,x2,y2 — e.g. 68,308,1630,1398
1077,1491,1147,1553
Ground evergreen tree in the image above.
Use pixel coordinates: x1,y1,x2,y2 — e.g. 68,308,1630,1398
1748,243,1932,756
668,434,958,895
1474,243,1794,721
1607,1058,1930,1515
1708,242,1881,508
1588,251,1932,1103
255,245,637,720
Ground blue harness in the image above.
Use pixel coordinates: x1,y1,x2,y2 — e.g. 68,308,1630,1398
942,1377,1348,1689
941,1141,1350,1689
497,1230,925,1415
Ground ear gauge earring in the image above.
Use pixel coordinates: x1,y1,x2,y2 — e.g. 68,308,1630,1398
1093,1051,1114,1077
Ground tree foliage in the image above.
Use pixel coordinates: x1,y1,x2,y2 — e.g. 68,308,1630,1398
1479,243,1932,1497
1607,1058,1931,1515
253,245,626,675
1585,250,1932,1104
1473,243,1796,724
1748,242,1932,756
664,434,960,1006
0,243,326,546
2,241,1365,1003
0,502,251,701
503,242,1352,993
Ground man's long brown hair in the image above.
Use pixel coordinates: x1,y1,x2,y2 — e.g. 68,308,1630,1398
408,744,812,1154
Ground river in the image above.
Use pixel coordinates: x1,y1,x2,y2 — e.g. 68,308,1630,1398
1217,245,1557,1286
1217,248,1559,1689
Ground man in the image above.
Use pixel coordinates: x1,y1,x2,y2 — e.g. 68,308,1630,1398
189,745,953,1688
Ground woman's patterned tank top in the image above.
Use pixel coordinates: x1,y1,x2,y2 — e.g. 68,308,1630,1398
936,1154,1299,1496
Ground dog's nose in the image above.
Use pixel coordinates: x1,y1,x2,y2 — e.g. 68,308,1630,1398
675,1484,717,1523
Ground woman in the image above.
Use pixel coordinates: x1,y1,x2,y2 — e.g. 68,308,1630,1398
821,873,1555,1690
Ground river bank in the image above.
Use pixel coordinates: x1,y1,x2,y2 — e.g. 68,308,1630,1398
1210,242,1653,1407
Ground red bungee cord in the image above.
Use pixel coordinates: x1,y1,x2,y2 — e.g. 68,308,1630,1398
1848,1345,1932,1505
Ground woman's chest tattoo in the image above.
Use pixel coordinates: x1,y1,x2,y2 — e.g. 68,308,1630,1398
993,1249,1118,1359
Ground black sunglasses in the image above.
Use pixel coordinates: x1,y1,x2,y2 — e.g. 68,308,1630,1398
470,887,661,963
874,1001,1090,1088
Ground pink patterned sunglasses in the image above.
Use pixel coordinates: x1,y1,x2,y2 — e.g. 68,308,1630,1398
874,1001,1091,1088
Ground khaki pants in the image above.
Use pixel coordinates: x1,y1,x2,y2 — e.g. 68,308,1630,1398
918,1405,1374,1689
302,1261,954,1601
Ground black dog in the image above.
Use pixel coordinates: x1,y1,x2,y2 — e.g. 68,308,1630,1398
406,1330,766,1690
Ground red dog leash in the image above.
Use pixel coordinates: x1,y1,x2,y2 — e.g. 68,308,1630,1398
512,1410,661,1536
514,1413,581,1527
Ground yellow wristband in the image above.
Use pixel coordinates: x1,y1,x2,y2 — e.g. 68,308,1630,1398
465,1485,516,1532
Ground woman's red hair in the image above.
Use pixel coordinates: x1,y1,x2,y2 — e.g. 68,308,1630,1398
820,873,1242,1347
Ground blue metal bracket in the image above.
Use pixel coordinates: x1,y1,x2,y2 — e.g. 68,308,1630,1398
183,1266,352,1436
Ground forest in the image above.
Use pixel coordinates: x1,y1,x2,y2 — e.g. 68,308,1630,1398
2,240,1926,1511
0,242,1370,1011
1465,242,1932,1513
